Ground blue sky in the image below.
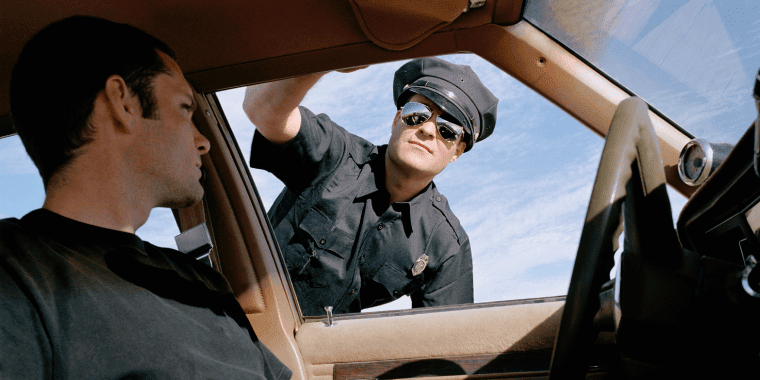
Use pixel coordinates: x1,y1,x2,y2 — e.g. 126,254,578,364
3,0,758,313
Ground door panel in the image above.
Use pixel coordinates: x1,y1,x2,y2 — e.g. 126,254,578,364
296,301,563,378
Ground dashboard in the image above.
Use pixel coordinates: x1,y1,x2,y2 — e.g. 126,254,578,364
611,120,760,374
677,123,760,268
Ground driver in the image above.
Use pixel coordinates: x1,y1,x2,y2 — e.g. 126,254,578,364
1,16,291,379
243,57,498,315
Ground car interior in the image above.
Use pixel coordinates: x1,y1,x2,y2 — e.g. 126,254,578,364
3,0,760,378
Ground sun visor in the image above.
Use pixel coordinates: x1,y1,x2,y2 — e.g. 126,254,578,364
349,0,470,51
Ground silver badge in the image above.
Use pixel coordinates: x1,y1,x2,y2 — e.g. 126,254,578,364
411,254,429,276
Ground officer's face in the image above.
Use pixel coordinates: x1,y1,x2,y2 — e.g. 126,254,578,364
387,94,466,178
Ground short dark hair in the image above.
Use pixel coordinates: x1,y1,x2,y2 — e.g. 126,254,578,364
9,16,176,187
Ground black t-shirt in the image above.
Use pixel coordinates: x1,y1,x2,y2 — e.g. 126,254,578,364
0,209,292,380
250,106,473,316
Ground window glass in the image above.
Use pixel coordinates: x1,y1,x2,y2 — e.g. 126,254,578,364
217,53,686,315
524,0,760,145
0,135,44,220
0,135,180,249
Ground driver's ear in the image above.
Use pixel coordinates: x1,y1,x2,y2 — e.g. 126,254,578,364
392,109,401,128
103,74,140,134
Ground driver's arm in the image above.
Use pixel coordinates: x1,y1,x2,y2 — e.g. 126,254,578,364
0,261,49,379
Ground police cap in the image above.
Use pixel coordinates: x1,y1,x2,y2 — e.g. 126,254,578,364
393,57,498,152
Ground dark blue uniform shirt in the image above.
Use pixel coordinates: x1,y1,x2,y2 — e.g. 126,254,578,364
250,106,473,316
0,209,292,380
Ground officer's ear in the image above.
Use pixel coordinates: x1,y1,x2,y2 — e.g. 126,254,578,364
450,140,466,163
392,109,401,128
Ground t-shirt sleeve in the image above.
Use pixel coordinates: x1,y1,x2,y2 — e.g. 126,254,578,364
0,260,51,380
249,106,348,192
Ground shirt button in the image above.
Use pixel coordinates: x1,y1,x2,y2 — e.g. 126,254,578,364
349,289,356,295
393,290,400,296
319,238,326,245
359,255,365,261
436,196,441,202
377,224,384,231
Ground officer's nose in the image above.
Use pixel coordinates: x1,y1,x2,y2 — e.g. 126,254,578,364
417,116,438,140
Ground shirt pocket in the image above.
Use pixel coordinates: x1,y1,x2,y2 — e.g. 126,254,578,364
371,262,424,300
298,208,355,259
289,208,355,288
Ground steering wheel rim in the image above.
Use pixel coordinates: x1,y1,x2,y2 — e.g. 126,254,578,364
548,97,670,379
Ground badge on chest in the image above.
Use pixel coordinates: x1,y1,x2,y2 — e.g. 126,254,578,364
411,254,429,276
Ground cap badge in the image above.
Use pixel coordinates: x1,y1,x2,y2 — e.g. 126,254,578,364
411,254,429,276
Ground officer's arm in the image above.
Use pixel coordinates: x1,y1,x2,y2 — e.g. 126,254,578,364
242,72,327,145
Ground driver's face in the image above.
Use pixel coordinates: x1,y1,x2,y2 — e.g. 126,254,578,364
132,52,211,208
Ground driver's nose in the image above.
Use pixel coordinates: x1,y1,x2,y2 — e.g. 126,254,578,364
194,126,211,155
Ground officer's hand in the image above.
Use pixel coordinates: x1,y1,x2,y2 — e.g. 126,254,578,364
337,65,369,73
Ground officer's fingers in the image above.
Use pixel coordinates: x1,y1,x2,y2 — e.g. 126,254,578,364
336,65,370,74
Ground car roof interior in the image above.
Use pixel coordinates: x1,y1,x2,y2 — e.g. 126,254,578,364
1,1,690,183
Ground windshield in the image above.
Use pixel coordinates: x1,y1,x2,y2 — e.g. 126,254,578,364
524,0,760,145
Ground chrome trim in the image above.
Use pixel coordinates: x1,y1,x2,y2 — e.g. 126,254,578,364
324,306,336,326
464,0,486,12
742,255,760,298
678,138,714,186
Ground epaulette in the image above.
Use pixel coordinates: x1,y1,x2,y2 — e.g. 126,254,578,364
429,188,462,244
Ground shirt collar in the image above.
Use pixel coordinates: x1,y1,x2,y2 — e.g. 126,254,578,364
19,208,148,256
353,145,386,200
353,145,440,236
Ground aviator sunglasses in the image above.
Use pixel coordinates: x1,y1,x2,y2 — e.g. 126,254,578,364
399,102,464,143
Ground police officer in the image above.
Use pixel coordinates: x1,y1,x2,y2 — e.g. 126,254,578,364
243,57,498,316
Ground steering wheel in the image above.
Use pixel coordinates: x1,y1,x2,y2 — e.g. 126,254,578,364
548,97,678,378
